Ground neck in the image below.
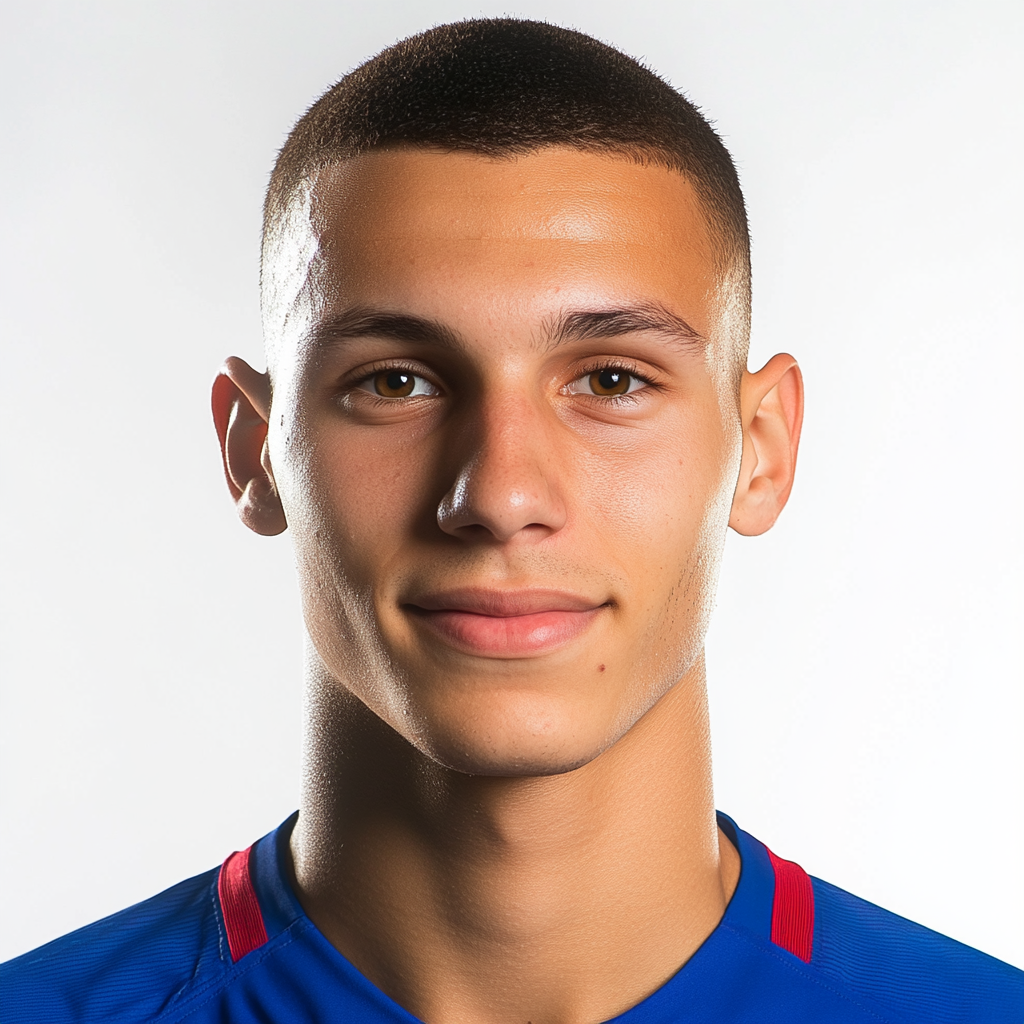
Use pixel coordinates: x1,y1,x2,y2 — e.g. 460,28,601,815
291,653,739,1024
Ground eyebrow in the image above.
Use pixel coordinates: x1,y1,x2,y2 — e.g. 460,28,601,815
310,302,704,353
546,304,704,351
311,308,462,350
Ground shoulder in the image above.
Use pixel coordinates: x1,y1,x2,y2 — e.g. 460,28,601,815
809,875,1024,1023
711,816,1024,1024
0,866,230,1024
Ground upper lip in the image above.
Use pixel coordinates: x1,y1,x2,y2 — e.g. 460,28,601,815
405,588,605,617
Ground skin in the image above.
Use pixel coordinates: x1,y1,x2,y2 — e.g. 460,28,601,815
212,147,803,1024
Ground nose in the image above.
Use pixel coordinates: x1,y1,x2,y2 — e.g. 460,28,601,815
437,396,567,543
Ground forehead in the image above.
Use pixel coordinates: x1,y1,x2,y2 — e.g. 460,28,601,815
265,148,723,357
316,147,710,241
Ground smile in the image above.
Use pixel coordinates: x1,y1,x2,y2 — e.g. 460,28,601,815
404,589,607,657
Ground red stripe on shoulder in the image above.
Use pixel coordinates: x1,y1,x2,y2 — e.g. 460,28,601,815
218,846,269,962
766,846,815,962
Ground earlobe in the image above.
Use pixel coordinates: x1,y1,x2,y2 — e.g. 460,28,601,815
729,354,804,537
211,358,287,536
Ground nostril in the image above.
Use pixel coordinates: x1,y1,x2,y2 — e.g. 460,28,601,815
437,476,566,543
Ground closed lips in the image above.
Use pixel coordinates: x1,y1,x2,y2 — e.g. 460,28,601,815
404,590,607,656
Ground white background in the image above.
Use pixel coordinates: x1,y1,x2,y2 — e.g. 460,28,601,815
1,0,1021,969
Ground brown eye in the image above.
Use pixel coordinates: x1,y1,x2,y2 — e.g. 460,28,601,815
589,369,631,396
374,371,416,398
356,369,438,401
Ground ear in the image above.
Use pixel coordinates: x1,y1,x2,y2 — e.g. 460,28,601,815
729,353,804,536
211,356,287,536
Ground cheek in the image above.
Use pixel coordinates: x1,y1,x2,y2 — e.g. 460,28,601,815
299,424,441,566
580,402,731,549
580,405,733,649
276,414,447,706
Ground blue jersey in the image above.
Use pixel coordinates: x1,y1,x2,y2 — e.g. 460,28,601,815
2,813,1021,1023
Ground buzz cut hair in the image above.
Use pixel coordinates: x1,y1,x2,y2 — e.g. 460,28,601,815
262,18,751,366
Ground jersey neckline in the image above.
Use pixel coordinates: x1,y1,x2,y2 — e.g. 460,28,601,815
223,809,812,1019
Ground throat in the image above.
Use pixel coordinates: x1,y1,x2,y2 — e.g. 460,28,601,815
292,660,730,1024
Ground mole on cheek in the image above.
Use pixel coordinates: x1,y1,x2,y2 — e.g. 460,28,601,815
599,664,606,672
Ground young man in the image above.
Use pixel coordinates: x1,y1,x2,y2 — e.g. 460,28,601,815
2,19,1021,1024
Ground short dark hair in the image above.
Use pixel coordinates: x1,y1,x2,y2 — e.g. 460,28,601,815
263,19,750,355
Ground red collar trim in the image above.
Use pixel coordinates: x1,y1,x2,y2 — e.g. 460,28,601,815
766,845,815,962
218,846,269,962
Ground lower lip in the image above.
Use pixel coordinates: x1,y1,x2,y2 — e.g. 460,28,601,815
408,607,602,656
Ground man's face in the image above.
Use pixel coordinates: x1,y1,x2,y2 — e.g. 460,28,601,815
266,148,744,776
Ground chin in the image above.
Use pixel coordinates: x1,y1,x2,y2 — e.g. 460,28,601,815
425,741,601,779
409,695,617,779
